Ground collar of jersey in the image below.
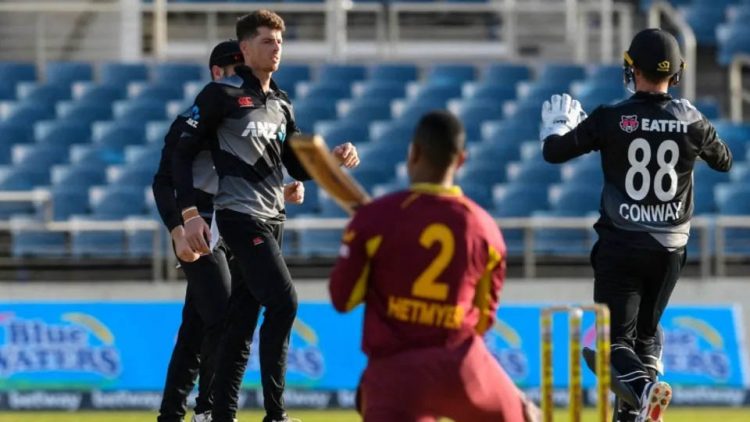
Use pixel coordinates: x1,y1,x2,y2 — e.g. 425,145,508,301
409,183,462,196
632,91,671,101
236,65,279,93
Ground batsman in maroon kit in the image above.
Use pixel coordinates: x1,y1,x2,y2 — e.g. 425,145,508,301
329,111,534,422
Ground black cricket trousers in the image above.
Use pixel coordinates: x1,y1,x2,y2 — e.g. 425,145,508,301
591,239,686,400
212,209,298,422
158,240,236,422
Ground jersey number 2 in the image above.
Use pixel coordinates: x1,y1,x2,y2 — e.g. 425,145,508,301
412,223,454,301
625,138,679,201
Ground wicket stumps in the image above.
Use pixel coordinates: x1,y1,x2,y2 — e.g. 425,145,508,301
541,304,611,422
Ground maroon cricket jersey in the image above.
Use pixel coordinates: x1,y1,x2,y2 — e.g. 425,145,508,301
329,183,507,359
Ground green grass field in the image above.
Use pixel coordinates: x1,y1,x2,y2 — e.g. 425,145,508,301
1,408,749,422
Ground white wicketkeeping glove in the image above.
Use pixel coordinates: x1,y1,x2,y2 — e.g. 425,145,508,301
540,93,587,141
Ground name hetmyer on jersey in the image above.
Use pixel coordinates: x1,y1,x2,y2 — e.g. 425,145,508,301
619,201,683,223
641,118,688,133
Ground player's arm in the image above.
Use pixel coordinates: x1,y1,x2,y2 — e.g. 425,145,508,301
540,94,600,164
329,215,380,313
474,219,506,334
172,84,223,253
279,95,312,181
152,119,200,262
696,117,732,172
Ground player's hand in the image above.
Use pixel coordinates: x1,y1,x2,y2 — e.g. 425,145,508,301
183,215,211,255
540,93,587,141
332,142,360,169
284,181,305,204
171,226,200,262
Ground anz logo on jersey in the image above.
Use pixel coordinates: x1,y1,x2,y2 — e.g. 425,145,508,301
241,121,286,141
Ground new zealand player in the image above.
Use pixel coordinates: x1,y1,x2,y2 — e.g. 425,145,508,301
172,10,358,422
153,40,244,422
330,111,536,422
540,29,732,422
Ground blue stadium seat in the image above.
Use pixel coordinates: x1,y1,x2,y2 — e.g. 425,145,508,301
532,209,594,256
693,98,721,120
481,119,538,145
354,81,406,101
467,141,520,166
318,64,366,84
414,83,463,102
395,99,448,125
683,5,725,45
370,120,414,145
549,184,600,214
272,63,310,94
107,165,158,188
0,165,49,190
693,184,717,215
461,182,494,210
298,227,345,257
587,65,624,85
342,101,392,124
34,120,91,146
712,121,750,158
12,143,67,167
16,83,71,103
42,186,89,220
464,83,517,103
694,161,730,189
92,121,146,149
70,218,126,258
45,62,93,85
371,180,408,198
369,64,419,83
2,101,55,125
0,82,15,100
11,222,68,257
575,85,627,113
483,63,530,86
51,164,106,189
427,64,476,85
89,185,147,218
70,144,124,167
113,99,167,121
0,122,33,144
349,166,391,191
125,144,162,168
561,162,602,185
300,82,351,100
293,98,338,133
133,84,185,101
521,83,571,104
357,141,407,166
717,23,750,64
714,183,750,254
73,83,127,103
152,63,205,84
507,160,560,185
493,183,550,255
317,193,349,218
493,183,549,216
315,121,370,144
537,64,586,85
101,63,149,87
126,220,168,258
459,161,506,186
145,121,172,144
729,162,749,184
0,62,36,85
56,100,113,125
454,99,505,140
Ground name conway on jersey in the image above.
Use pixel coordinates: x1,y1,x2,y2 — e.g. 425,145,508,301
172,65,309,222
543,92,732,250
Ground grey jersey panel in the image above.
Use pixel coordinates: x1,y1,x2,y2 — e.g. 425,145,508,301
191,150,218,195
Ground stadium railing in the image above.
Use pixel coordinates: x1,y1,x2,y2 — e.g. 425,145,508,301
648,0,697,101
729,54,750,123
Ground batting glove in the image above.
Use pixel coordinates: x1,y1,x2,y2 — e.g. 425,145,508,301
540,93,587,141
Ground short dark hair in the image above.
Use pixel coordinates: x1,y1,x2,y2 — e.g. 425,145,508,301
412,111,465,170
236,10,285,41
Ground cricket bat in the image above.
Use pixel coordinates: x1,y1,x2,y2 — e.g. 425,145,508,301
290,134,371,215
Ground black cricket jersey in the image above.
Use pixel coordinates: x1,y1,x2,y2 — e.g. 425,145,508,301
152,109,217,232
172,65,310,223
543,91,732,250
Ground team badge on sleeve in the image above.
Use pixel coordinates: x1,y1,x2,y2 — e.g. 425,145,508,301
620,115,639,133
